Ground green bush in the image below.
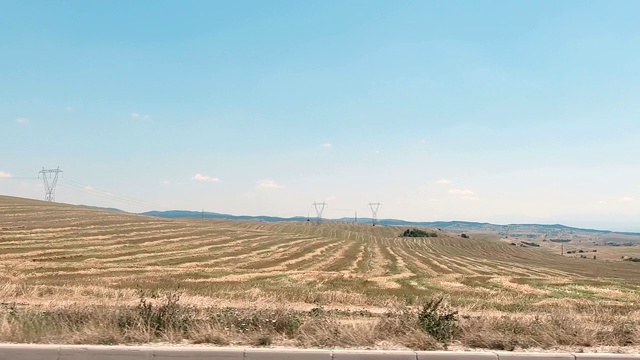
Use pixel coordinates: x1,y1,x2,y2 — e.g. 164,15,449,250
133,290,195,335
401,229,437,237
417,297,459,344
521,241,540,247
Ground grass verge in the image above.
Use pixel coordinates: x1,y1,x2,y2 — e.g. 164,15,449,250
1,291,638,351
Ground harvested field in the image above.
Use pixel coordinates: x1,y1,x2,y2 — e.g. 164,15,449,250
1,195,640,351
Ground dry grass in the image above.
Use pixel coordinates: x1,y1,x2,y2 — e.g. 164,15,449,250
1,195,640,350
1,294,638,351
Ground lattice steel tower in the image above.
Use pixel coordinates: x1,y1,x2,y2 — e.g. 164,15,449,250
368,202,381,226
312,201,327,223
38,167,63,202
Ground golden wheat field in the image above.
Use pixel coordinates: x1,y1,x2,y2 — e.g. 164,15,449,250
2,195,640,350
2,194,639,309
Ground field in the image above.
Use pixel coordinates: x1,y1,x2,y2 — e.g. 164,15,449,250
495,236,640,262
1,195,640,351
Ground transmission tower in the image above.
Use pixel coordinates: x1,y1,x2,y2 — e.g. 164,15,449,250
312,202,327,223
38,167,63,202
368,202,381,226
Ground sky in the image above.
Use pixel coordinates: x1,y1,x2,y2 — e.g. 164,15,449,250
1,0,639,231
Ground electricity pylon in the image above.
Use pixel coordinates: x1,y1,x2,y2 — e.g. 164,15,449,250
312,202,327,223
368,202,381,226
38,167,63,202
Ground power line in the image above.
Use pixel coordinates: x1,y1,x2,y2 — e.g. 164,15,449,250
62,178,159,207
57,178,161,209
68,185,154,208
328,208,355,212
7,171,161,211
57,182,151,208
1,176,39,180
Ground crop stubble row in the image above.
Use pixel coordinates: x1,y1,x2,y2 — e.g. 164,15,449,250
2,196,640,308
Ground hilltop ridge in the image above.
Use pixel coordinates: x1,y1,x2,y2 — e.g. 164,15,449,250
2,195,638,240
140,209,640,238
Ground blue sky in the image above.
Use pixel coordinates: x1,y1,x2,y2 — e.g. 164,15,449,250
1,1,639,231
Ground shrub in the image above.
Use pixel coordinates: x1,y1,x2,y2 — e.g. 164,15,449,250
253,334,273,346
417,297,459,344
521,241,540,247
132,289,195,336
401,229,436,237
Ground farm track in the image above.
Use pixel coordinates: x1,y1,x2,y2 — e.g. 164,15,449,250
2,195,640,309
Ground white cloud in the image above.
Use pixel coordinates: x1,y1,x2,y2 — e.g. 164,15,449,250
448,188,479,200
448,189,474,196
83,186,94,191
192,174,220,183
257,179,285,189
321,143,332,148
437,179,452,184
619,197,634,203
131,112,150,120
16,118,29,125
325,196,337,201
0,171,11,179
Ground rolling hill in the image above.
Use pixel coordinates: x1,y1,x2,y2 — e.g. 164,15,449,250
141,210,640,239
2,194,640,349
2,194,639,307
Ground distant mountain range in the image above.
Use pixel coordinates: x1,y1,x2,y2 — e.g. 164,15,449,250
141,210,308,223
78,204,126,213
139,210,640,237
